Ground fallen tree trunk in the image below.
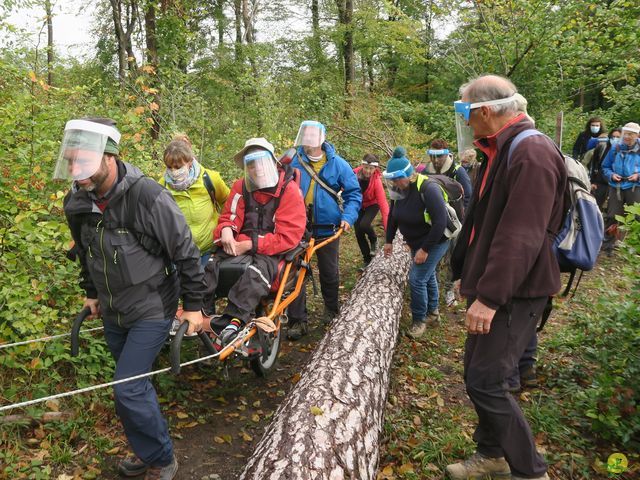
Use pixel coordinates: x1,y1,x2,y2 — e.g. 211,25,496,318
240,236,411,480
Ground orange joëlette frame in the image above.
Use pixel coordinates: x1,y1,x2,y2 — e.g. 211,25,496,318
218,228,343,361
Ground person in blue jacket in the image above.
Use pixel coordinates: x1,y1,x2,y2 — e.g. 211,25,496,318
286,120,362,339
601,121,640,254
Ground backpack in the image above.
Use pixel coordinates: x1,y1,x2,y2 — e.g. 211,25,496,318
416,173,464,239
507,129,604,298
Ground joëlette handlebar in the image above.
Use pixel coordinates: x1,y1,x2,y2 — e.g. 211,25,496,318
70,307,92,357
171,227,344,369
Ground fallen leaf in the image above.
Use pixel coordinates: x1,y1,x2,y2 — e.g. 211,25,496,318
214,436,225,444
398,463,414,474
291,373,301,384
176,412,189,419
241,431,253,442
413,415,422,426
251,414,260,422
105,447,120,455
310,406,324,416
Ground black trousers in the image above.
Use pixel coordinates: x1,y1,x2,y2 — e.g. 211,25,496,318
203,252,279,324
354,205,380,263
287,236,340,323
603,186,640,250
591,182,609,210
464,296,548,478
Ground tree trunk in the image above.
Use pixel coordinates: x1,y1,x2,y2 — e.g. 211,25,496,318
109,0,138,86
45,0,53,86
234,0,243,61
310,0,323,66
366,55,374,93
215,0,225,47
125,0,139,73
110,0,127,87
145,2,161,140
239,237,411,480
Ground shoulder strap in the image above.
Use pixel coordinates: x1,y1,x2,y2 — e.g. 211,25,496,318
297,153,344,211
507,129,544,168
202,170,217,207
126,177,144,231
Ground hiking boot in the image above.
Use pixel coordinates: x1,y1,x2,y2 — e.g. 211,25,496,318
219,318,242,346
287,321,308,340
144,454,178,480
322,308,338,325
520,365,538,389
446,452,511,480
445,289,458,307
512,474,549,480
407,321,427,339
118,455,148,477
425,309,440,326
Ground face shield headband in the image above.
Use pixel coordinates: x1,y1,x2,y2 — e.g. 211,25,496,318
382,162,413,180
427,149,449,156
454,94,519,123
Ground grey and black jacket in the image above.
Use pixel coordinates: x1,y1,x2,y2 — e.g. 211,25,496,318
63,160,205,328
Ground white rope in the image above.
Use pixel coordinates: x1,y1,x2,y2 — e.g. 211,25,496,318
0,327,104,350
0,350,222,413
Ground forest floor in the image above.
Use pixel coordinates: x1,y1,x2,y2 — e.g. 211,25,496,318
1,227,638,480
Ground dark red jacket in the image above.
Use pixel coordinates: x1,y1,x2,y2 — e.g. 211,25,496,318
353,166,389,231
214,169,306,256
451,115,567,309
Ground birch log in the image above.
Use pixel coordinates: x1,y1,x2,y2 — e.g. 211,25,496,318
239,236,411,480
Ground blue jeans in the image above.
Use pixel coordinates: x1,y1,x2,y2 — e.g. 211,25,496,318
103,318,174,467
409,240,450,324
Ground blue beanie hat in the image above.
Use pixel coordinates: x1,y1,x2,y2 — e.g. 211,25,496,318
383,146,414,179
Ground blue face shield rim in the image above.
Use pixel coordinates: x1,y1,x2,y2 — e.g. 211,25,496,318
454,94,520,123
427,148,449,156
382,162,413,180
300,120,326,134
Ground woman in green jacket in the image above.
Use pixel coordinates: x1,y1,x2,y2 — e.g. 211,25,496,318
160,136,229,265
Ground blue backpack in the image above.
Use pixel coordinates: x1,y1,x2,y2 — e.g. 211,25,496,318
508,129,604,297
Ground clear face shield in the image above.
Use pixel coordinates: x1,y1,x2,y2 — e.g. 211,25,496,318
454,94,518,156
294,121,326,148
54,120,121,181
427,149,451,171
382,162,413,200
244,150,279,192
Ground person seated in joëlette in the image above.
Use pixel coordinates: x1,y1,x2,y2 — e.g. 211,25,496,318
200,138,307,345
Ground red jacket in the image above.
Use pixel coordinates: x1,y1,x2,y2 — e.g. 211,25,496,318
353,166,389,231
214,169,306,256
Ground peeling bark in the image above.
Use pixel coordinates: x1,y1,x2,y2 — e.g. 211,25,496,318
239,237,411,480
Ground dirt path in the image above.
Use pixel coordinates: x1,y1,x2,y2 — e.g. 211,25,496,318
96,323,327,480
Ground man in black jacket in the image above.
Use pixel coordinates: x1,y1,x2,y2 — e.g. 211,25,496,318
57,118,204,480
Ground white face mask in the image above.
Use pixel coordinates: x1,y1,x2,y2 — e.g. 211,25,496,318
590,124,601,134
306,152,323,162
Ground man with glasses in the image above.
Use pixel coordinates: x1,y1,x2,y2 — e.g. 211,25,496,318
448,76,567,480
